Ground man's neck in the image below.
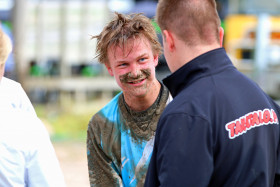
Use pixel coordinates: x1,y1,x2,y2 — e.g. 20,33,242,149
123,80,161,112
170,38,220,72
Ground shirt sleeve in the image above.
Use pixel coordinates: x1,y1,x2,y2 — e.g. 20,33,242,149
25,117,65,187
87,120,123,187
145,113,213,187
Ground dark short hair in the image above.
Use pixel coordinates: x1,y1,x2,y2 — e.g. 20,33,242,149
156,0,221,46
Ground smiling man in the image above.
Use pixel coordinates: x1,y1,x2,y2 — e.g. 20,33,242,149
86,13,171,187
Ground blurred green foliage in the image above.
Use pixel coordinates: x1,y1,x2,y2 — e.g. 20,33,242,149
35,100,109,141
151,19,161,34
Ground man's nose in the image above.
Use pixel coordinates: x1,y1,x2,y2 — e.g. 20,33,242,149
130,64,140,77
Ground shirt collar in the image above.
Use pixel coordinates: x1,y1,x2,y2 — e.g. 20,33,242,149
163,48,234,97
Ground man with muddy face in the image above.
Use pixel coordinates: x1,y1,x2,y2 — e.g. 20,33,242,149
86,13,172,187
106,36,160,110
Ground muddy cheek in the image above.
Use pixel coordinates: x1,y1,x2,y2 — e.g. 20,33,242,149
119,73,129,83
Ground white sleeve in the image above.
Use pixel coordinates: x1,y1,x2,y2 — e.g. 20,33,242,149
25,117,66,187
0,113,65,187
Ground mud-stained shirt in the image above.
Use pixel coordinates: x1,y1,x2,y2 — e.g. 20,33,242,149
87,85,171,187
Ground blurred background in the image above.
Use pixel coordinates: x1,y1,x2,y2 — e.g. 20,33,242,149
1,0,280,186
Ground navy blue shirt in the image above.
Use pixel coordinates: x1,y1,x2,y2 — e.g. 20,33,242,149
145,48,280,187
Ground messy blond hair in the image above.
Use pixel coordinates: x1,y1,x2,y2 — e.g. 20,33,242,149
0,28,12,64
92,12,162,64
156,0,221,46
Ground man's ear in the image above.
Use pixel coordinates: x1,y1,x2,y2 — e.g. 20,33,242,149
153,54,159,67
105,63,114,76
163,30,175,52
219,27,224,47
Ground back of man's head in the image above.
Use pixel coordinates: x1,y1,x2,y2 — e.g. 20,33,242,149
156,0,221,46
93,12,162,65
0,29,12,65
0,28,12,79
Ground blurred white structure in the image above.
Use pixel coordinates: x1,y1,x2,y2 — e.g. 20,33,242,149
12,0,120,104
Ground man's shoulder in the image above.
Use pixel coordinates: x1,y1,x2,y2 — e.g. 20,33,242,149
97,92,122,118
1,77,21,88
0,77,25,96
89,92,122,129
87,93,123,145
0,112,48,148
162,87,208,119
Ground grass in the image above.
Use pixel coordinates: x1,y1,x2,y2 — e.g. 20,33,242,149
35,99,110,141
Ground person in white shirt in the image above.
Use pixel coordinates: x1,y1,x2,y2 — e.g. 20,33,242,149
0,25,65,187
0,77,37,114
0,24,35,115
0,112,66,187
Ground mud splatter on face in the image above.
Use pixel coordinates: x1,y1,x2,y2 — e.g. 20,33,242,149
119,69,151,84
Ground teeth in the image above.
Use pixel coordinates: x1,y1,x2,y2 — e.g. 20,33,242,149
130,79,143,84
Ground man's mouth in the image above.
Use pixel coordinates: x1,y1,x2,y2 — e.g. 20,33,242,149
128,78,145,84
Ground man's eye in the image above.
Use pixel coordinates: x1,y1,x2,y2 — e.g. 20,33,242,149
118,63,127,67
139,58,146,62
